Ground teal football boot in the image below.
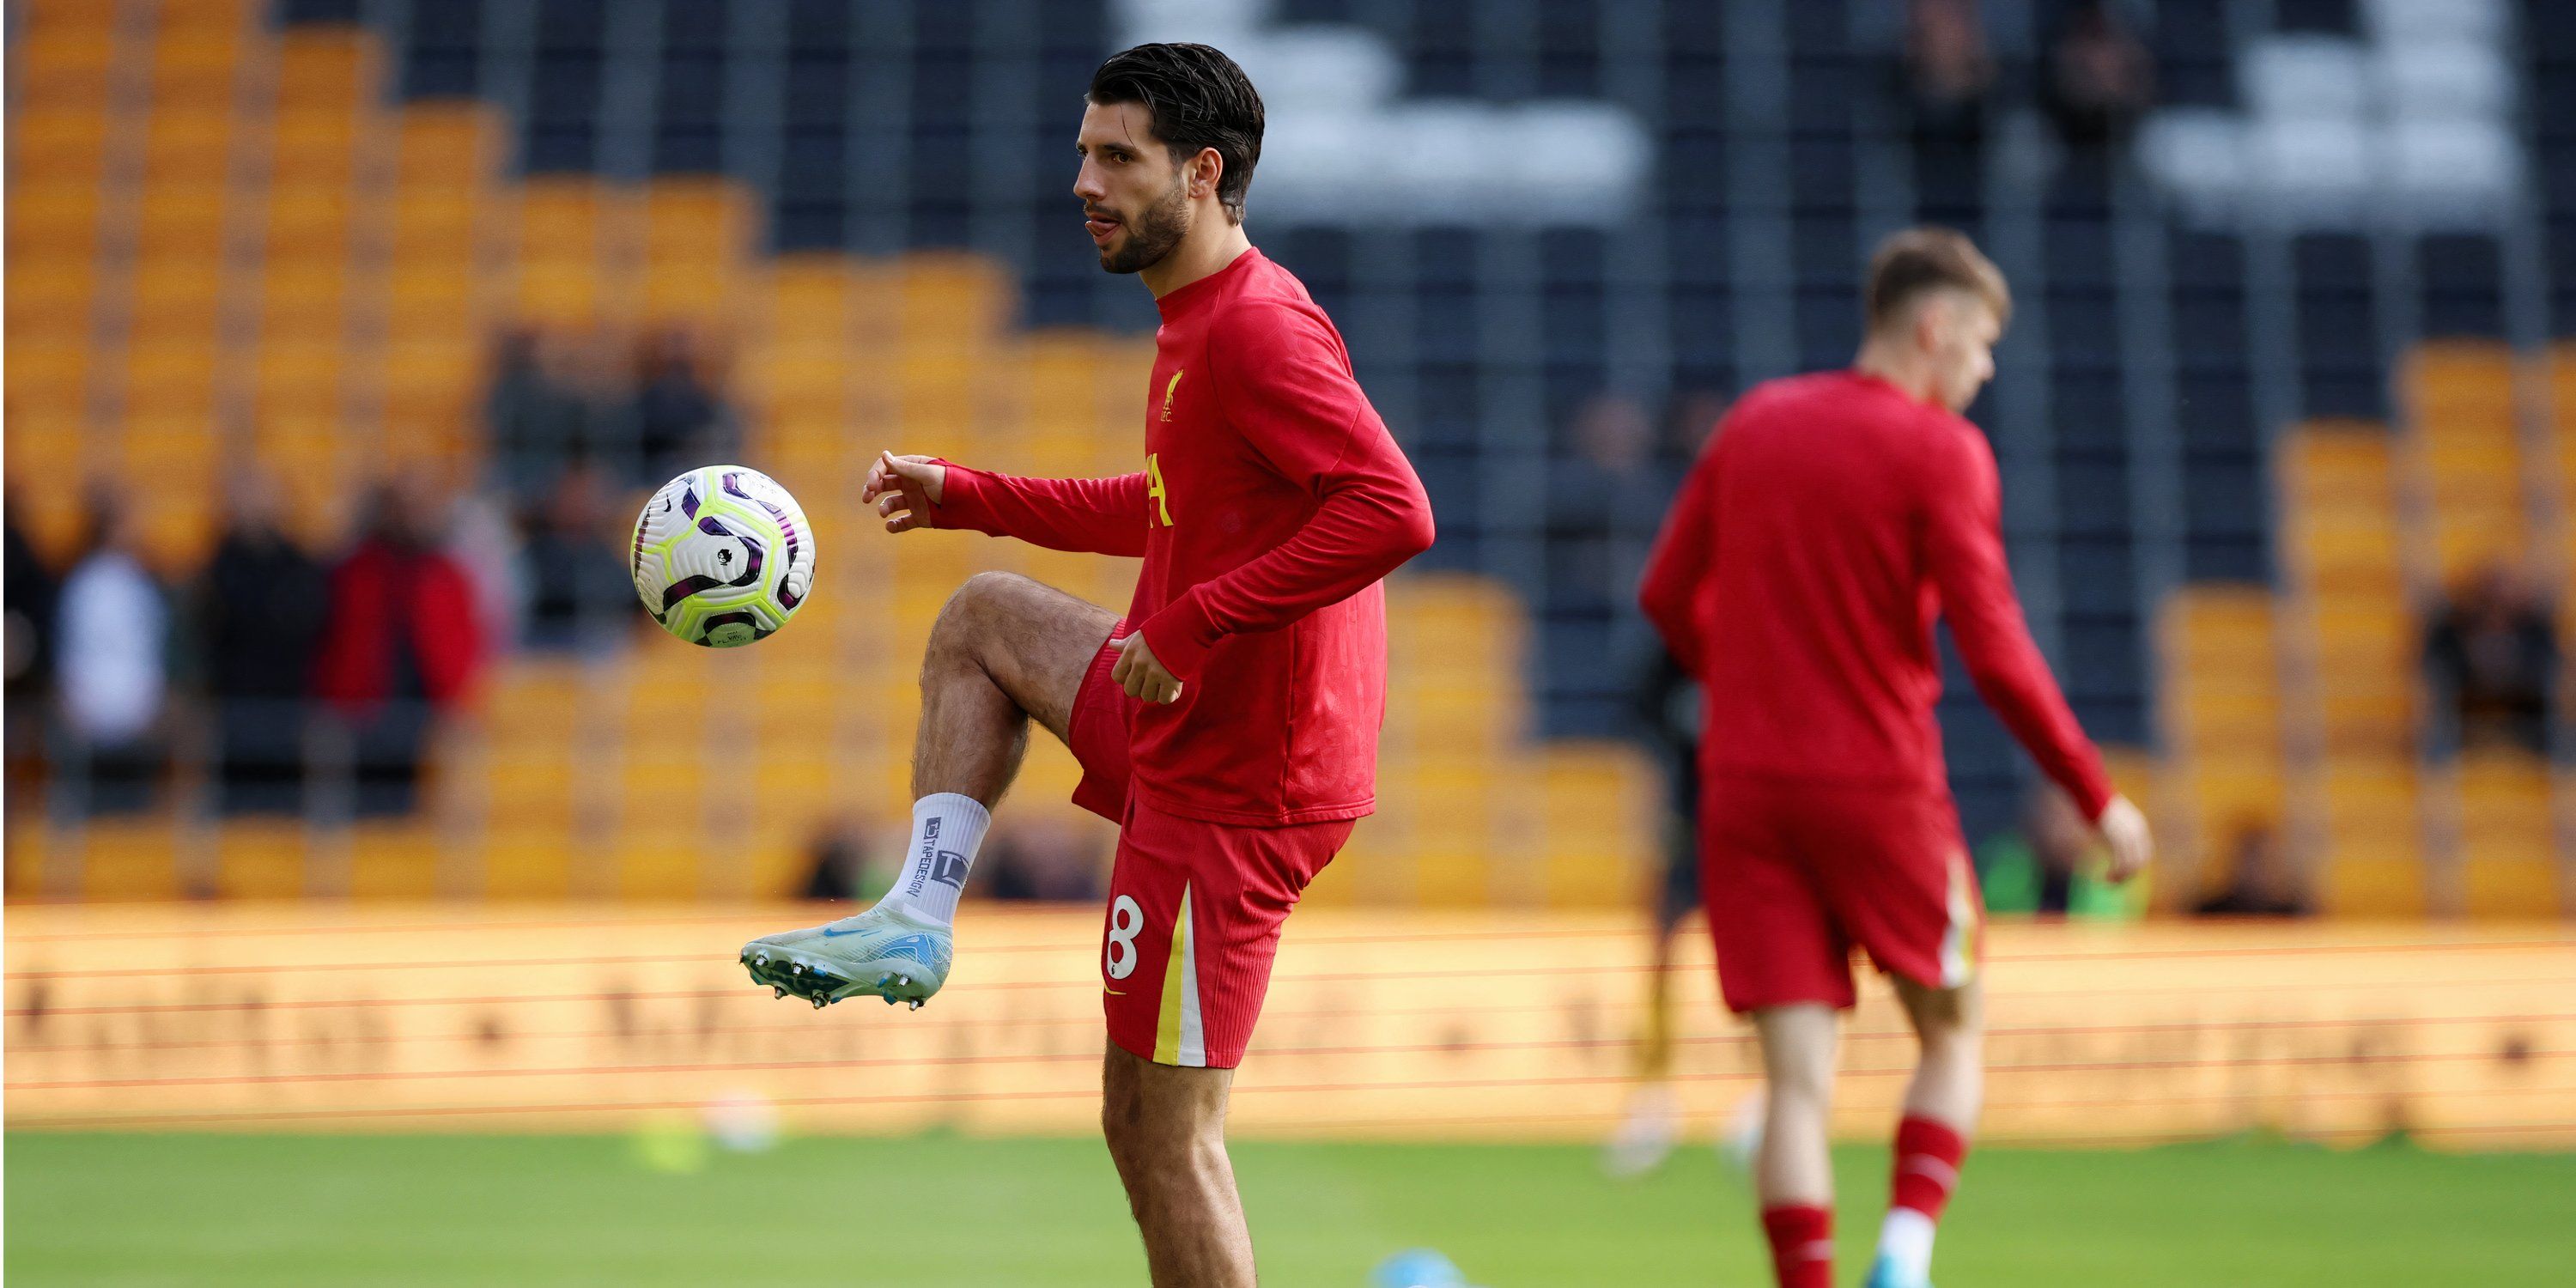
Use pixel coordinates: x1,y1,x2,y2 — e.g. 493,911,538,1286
740,903,952,1010
1862,1255,1931,1288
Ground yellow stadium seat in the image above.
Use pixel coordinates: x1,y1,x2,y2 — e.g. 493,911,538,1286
897,252,1012,350
2322,854,2427,917
9,107,114,177
483,828,577,900
21,0,120,33
395,103,501,185
124,340,221,416
513,175,622,254
3,411,86,477
149,32,245,108
269,116,368,185
76,817,183,902
13,26,117,79
612,845,704,902
267,185,359,244
513,266,606,328
485,757,576,828
759,256,859,329
155,0,255,35
349,820,443,900
256,335,346,395
7,338,92,413
391,188,482,255
131,252,227,312
217,819,309,900
134,500,222,574
644,178,751,267
7,259,96,331
8,182,106,253
270,28,376,110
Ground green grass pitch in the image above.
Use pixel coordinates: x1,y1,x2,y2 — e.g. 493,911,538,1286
8,1132,2571,1285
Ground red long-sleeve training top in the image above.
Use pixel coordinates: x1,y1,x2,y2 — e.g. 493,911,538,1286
1637,370,2114,820
933,248,1437,826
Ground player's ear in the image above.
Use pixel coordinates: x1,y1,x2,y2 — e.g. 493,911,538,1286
1913,295,1948,353
1192,146,1221,202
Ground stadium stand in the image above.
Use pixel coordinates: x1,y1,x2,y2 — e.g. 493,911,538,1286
3,0,2567,918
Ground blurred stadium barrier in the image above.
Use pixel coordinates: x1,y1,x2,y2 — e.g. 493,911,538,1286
9,902,2570,1149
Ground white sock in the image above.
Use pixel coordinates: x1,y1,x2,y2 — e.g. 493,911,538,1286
877,793,990,927
1875,1206,1936,1280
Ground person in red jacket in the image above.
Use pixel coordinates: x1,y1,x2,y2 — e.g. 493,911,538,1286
741,44,1432,1288
1637,229,2153,1288
311,480,485,816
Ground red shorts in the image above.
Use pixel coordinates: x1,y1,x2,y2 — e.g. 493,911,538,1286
1068,632,1354,1069
1698,775,1982,1013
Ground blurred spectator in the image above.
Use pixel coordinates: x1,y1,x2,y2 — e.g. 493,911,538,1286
1899,0,1996,227
1546,393,1672,617
1660,390,1728,471
2192,817,2310,918
2422,567,2558,755
197,473,331,814
800,815,886,902
2040,0,2154,153
6,501,60,818
312,480,488,816
485,329,601,502
631,330,734,487
1978,783,2137,919
55,492,171,812
520,461,640,653
445,489,529,655
983,819,1108,902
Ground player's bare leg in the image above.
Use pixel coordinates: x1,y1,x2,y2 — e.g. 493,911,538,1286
1866,976,1982,1288
1891,974,1983,1130
743,573,1114,1007
1751,1003,1839,1288
1102,1043,1256,1287
910,571,1115,801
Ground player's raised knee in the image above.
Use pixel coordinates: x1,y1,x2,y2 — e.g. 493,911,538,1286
932,571,1042,645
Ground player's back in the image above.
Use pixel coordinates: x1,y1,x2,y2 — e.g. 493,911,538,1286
1686,370,1964,790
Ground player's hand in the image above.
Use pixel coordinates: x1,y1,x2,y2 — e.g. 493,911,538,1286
1110,633,1183,705
862,451,946,532
2094,794,2154,884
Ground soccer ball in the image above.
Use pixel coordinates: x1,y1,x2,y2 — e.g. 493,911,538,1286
630,465,817,647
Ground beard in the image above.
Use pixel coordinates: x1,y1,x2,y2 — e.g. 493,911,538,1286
1096,176,1191,275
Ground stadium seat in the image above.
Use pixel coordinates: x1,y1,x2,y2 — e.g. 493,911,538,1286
74,817,184,903
7,338,92,418
8,181,107,254
2156,586,2287,890
1539,744,1655,909
2458,751,2559,918
2319,753,2427,914
271,27,375,108
6,258,97,333
10,31,119,116
349,820,446,900
483,827,578,901
216,819,311,900
2403,343,2527,587
149,33,246,110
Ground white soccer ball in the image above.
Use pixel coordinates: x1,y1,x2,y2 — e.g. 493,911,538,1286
630,465,817,647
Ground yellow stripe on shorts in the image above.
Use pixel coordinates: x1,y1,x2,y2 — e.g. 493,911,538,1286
1151,885,1206,1066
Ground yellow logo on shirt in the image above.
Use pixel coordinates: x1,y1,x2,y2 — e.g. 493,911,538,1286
1161,369,1183,422
1145,453,1174,526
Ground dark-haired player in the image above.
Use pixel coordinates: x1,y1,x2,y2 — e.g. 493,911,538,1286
741,43,1433,1286
1637,228,2152,1288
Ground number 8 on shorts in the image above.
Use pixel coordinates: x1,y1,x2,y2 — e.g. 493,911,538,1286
1105,895,1144,980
